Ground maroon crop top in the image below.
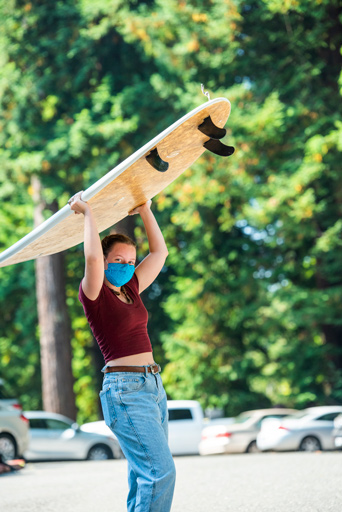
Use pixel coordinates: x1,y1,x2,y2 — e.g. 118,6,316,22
78,273,152,363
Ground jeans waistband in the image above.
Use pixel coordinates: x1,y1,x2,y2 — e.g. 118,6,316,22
102,363,161,375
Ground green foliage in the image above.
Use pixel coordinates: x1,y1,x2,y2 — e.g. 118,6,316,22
0,261,41,410
120,0,342,414
0,0,341,421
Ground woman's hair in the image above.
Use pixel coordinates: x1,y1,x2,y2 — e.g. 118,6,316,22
101,233,136,257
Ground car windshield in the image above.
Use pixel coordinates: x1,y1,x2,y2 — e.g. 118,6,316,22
233,414,254,424
283,411,308,420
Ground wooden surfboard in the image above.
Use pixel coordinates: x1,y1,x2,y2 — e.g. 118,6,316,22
0,97,234,268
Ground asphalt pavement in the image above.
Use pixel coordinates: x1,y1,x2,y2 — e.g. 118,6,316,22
1,452,341,512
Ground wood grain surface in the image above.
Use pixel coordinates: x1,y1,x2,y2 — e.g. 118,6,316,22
0,100,231,267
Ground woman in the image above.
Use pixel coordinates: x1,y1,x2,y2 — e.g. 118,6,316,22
68,192,176,512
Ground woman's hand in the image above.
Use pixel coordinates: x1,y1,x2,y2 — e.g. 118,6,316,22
128,199,152,216
68,191,89,215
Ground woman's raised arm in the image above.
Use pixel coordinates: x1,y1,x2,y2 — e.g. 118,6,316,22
68,192,104,300
130,200,168,294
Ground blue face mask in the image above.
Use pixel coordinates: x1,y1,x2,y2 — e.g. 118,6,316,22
104,263,135,287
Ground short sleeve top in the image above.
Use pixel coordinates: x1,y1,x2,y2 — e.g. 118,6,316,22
78,273,152,363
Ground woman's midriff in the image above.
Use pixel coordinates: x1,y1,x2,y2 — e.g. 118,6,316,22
106,351,155,367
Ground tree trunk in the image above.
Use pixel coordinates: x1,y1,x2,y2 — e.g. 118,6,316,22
315,258,342,392
32,176,77,420
322,324,342,371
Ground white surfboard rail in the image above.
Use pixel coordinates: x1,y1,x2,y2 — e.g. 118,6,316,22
0,98,230,267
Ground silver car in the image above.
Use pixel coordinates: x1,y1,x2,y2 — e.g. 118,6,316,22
199,408,297,455
24,411,122,461
257,406,342,452
332,413,342,449
0,402,29,460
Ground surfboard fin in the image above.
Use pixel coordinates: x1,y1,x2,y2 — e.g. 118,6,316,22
198,116,226,140
203,139,235,157
146,148,169,173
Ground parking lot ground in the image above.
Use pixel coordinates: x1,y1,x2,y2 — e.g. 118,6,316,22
1,452,341,512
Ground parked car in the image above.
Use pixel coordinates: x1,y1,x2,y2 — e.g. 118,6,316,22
206,417,235,427
0,402,29,460
83,400,205,456
332,413,342,449
0,378,22,410
24,411,122,461
199,408,297,455
257,406,342,452
167,400,204,455
80,420,124,458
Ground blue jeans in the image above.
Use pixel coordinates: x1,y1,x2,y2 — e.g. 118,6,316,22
100,369,176,512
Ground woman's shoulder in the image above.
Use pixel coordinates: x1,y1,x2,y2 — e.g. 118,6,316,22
78,279,107,306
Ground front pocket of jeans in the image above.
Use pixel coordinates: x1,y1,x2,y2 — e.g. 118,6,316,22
99,387,117,430
118,375,146,394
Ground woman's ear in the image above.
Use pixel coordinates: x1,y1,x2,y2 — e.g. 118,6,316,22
104,257,108,270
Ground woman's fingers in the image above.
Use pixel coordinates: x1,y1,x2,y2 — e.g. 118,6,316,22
68,191,84,206
68,191,88,215
128,199,152,215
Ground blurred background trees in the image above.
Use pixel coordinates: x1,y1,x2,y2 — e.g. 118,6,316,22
0,0,341,421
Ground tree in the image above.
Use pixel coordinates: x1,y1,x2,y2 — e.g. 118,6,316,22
0,0,186,420
1,0,341,421
116,0,342,413
32,175,77,418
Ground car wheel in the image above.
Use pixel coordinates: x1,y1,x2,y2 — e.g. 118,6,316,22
299,436,321,452
246,440,260,454
0,433,17,461
87,444,113,460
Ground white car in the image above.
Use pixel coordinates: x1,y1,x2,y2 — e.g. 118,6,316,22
199,408,297,455
167,400,204,455
257,406,342,452
24,411,123,461
0,402,29,460
82,400,205,456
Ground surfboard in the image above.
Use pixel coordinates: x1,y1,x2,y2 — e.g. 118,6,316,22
0,97,234,268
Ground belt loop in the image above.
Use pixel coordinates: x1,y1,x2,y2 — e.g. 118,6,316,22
144,365,148,376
